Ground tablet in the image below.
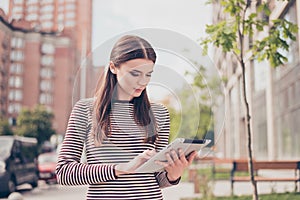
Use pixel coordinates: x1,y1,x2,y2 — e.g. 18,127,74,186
135,138,211,173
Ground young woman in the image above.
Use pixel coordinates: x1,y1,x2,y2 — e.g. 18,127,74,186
56,35,197,200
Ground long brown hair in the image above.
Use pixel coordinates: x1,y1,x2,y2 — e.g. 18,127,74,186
92,35,157,146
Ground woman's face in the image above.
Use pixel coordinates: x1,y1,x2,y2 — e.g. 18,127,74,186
110,58,154,101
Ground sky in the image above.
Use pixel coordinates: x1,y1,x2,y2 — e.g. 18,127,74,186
0,0,215,103
89,0,214,103
0,0,212,44
92,0,212,48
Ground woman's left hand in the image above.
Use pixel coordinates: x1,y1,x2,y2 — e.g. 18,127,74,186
155,148,197,181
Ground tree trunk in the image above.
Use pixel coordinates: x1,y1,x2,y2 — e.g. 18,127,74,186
240,61,259,200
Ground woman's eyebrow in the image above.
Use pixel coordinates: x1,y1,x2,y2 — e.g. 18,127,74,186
131,69,154,73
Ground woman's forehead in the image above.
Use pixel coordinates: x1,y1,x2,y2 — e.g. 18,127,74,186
121,59,154,70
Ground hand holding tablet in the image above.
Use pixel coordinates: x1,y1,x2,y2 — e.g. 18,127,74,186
135,138,211,173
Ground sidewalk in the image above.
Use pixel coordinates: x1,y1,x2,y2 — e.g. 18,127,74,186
162,180,297,200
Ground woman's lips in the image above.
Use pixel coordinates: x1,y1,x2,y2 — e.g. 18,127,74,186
135,88,144,93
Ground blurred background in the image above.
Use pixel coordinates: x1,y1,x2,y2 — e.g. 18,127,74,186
0,0,299,199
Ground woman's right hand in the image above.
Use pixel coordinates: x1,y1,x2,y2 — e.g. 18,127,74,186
115,149,156,176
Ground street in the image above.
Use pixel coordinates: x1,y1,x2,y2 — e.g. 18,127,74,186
0,181,194,200
1,179,297,200
0,182,88,200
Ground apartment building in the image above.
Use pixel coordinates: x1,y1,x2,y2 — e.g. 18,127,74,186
0,11,77,134
8,0,92,54
213,0,300,160
0,0,93,135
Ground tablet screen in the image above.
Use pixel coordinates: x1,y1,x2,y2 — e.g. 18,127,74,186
135,138,211,173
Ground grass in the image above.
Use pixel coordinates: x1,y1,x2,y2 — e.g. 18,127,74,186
181,192,300,200
184,167,247,181
182,166,300,200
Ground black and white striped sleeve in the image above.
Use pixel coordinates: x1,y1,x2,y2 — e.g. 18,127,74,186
55,99,117,185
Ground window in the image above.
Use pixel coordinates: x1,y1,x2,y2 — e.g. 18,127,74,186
40,80,52,91
14,0,24,4
41,43,55,54
12,14,23,19
41,0,53,4
8,90,23,101
39,93,53,104
65,4,76,10
274,2,298,79
41,21,54,29
65,12,75,19
26,14,38,21
12,6,23,13
10,63,23,74
26,0,38,4
253,59,267,92
58,6,64,12
11,37,24,48
8,103,21,114
27,5,38,12
10,51,24,61
65,20,75,27
57,14,64,20
41,55,54,66
276,3,298,66
9,77,23,88
40,13,53,21
40,68,53,78
41,5,54,12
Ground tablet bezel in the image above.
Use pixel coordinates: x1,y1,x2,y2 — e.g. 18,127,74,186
135,138,211,173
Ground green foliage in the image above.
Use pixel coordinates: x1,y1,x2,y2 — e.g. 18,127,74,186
168,107,181,142
252,19,298,67
0,118,14,136
16,105,56,146
202,21,238,55
168,63,222,141
200,1,298,199
201,0,298,68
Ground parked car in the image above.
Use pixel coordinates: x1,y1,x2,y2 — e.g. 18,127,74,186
0,136,39,197
38,152,57,184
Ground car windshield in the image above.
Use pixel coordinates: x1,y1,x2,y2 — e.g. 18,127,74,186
38,153,57,163
0,138,13,158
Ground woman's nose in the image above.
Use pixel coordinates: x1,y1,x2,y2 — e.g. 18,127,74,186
138,76,150,86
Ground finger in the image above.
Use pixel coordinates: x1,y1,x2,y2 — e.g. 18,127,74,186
155,160,169,168
170,150,179,163
187,151,198,165
138,150,154,160
178,149,188,164
165,153,174,166
144,149,156,156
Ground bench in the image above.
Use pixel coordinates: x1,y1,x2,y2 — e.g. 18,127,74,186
188,157,232,193
231,160,300,195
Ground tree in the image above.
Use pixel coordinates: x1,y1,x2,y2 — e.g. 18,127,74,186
16,105,56,148
0,118,14,136
167,64,221,143
201,1,298,199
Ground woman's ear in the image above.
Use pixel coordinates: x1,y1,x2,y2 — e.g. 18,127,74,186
109,61,117,74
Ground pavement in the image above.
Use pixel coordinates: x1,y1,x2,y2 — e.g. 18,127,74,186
162,179,298,200
2,176,298,200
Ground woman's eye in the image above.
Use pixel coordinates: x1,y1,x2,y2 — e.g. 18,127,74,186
146,73,152,77
129,71,140,77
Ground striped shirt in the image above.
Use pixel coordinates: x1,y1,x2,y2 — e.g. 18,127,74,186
56,98,179,200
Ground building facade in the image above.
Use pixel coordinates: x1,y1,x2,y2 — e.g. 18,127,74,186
0,11,77,135
8,0,92,54
213,0,300,160
0,0,93,136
